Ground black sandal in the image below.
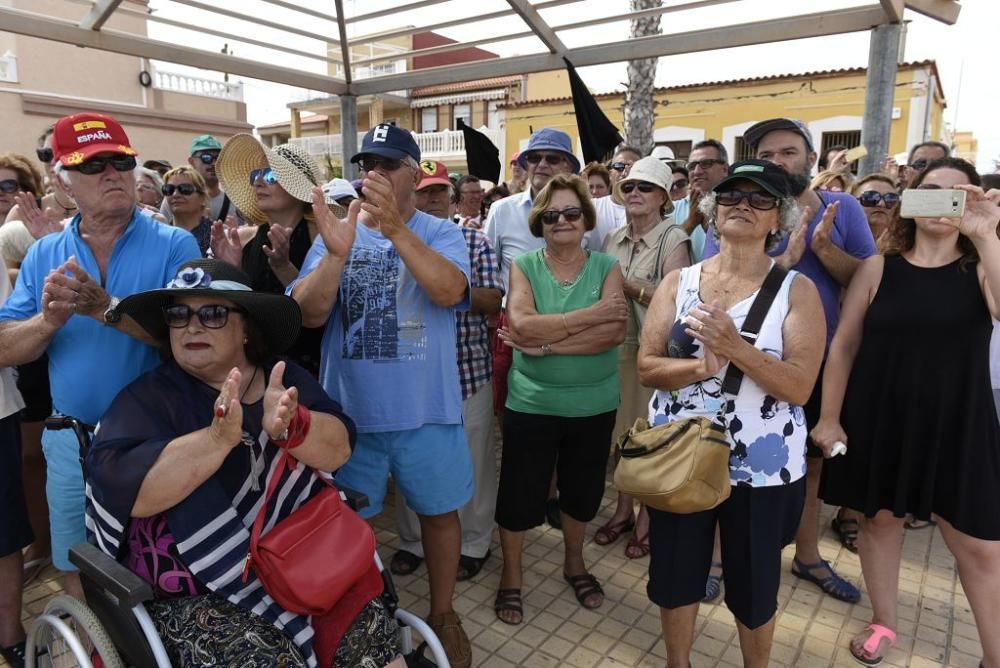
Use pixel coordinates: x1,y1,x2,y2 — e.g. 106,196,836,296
494,588,523,625
457,549,491,582
832,516,860,553
389,549,423,576
563,572,604,609
0,641,26,668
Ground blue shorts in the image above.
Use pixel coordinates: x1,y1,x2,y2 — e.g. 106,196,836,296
335,424,474,519
42,426,88,571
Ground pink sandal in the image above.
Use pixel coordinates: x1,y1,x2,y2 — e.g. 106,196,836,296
851,624,896,667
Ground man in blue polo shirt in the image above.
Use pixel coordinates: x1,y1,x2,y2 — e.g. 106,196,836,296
702,118,876,605
0,112,199,597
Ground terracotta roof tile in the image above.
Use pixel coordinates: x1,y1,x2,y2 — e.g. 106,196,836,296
413,76,522,97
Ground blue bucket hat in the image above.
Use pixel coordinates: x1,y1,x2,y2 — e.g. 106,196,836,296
517,128,581,174
350,123,421,164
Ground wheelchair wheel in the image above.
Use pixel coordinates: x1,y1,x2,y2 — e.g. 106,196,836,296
26,594,123,668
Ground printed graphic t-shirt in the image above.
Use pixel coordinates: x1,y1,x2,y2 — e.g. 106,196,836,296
294,210,472,433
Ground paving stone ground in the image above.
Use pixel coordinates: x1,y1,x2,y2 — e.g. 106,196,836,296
11,450,982,668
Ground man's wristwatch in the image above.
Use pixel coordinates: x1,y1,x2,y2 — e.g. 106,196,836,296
103,296,122,325
541,343,553,356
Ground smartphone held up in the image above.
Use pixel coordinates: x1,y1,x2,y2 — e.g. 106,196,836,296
900,188,967,219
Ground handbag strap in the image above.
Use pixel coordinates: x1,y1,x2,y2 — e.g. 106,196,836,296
250,445,334,554
719,263,789,395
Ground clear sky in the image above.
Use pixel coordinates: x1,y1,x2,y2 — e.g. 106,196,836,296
147,0,995,171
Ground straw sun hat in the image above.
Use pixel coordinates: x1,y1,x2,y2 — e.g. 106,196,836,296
217,134,345,224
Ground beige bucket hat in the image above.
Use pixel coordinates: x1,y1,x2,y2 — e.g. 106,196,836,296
217,134,345,224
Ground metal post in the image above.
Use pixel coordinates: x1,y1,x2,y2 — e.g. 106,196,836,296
859,22,902,177
341,94,359,180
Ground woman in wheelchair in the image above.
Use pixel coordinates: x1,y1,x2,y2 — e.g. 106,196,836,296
84,259,404,667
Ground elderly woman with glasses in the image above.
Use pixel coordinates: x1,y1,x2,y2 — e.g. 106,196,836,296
162,166,212,256
638,160,824,667
214,135,345,376
86,258,404,668
851,174,899,245
494,173,627,626
598,157,692,560
134,166,164,209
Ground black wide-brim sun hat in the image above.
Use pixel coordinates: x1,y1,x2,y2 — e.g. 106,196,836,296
115,259,302,355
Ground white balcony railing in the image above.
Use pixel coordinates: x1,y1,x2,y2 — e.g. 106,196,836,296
289,128,501,161
151,67,244,102
0,51,18,83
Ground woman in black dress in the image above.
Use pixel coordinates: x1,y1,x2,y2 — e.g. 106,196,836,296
812,158,1000,667
213,135,345,376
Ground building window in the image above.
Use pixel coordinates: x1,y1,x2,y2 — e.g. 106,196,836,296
821,130,863,174
657,140,693,162
421,108,438,133
734,137,755,161
453,103,471,129
487,102,499,129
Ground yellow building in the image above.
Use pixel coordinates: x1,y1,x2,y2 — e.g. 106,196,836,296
501,61,948,174
952,131,978,164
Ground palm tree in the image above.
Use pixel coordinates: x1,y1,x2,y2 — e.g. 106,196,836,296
623,0,663,154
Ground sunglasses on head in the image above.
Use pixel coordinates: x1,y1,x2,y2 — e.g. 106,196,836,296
196,152,219,165
249,167,279,186
163,304,242,329
609,161,633,172
162,183,201,197
716,190,779,211
540,207,583,224
524,153,564,166
359,156,404,173
686,158,726,172
671,179,689,190
0,179,21,194
36,147,54,164
857,190,900,208
63,155,137,175
621,182,658,195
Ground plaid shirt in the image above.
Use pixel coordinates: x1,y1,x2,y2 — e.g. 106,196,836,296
457,226,501,400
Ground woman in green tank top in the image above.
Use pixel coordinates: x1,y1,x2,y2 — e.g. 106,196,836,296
493,174,627,626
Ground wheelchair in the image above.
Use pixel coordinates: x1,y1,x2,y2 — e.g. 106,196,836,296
26,416,450,668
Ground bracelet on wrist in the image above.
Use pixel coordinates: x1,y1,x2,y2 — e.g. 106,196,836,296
272,404,311,450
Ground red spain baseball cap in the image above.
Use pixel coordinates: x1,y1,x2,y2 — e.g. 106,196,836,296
51,112,138,167
416,160,452,190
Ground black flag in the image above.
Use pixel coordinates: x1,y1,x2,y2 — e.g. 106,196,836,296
458,118,501,184
565,57,622,165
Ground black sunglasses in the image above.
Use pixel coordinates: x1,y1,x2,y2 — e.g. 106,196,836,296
908,159,928,170
686,158,726,172
621,182,659,195
162,183,201,197
36,147,54,164
524,153,565,166
360,156,405,173
609,161,633,172
249,167,279,186
671,179,689,190
0,179,21,194
540,207,583,224
63,155,137,175
163,304,242,329
716,190,779,211
196,152,219,165
858,191,900,208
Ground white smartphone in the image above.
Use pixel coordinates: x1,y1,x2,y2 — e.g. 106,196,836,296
900,189,967,218
845,146,868,162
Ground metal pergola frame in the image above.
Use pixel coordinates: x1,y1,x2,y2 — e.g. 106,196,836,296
0,0,961,175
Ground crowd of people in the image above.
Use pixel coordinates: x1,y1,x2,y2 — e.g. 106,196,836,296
0,107,998,668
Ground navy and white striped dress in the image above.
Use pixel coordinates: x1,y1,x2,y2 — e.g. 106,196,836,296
86,359,357,667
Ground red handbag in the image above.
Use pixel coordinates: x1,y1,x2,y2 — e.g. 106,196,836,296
243,450,376,617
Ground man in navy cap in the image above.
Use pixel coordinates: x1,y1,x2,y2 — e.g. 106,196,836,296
290,123,474,668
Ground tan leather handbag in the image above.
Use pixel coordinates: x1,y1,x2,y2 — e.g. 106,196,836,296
613,417,732,513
